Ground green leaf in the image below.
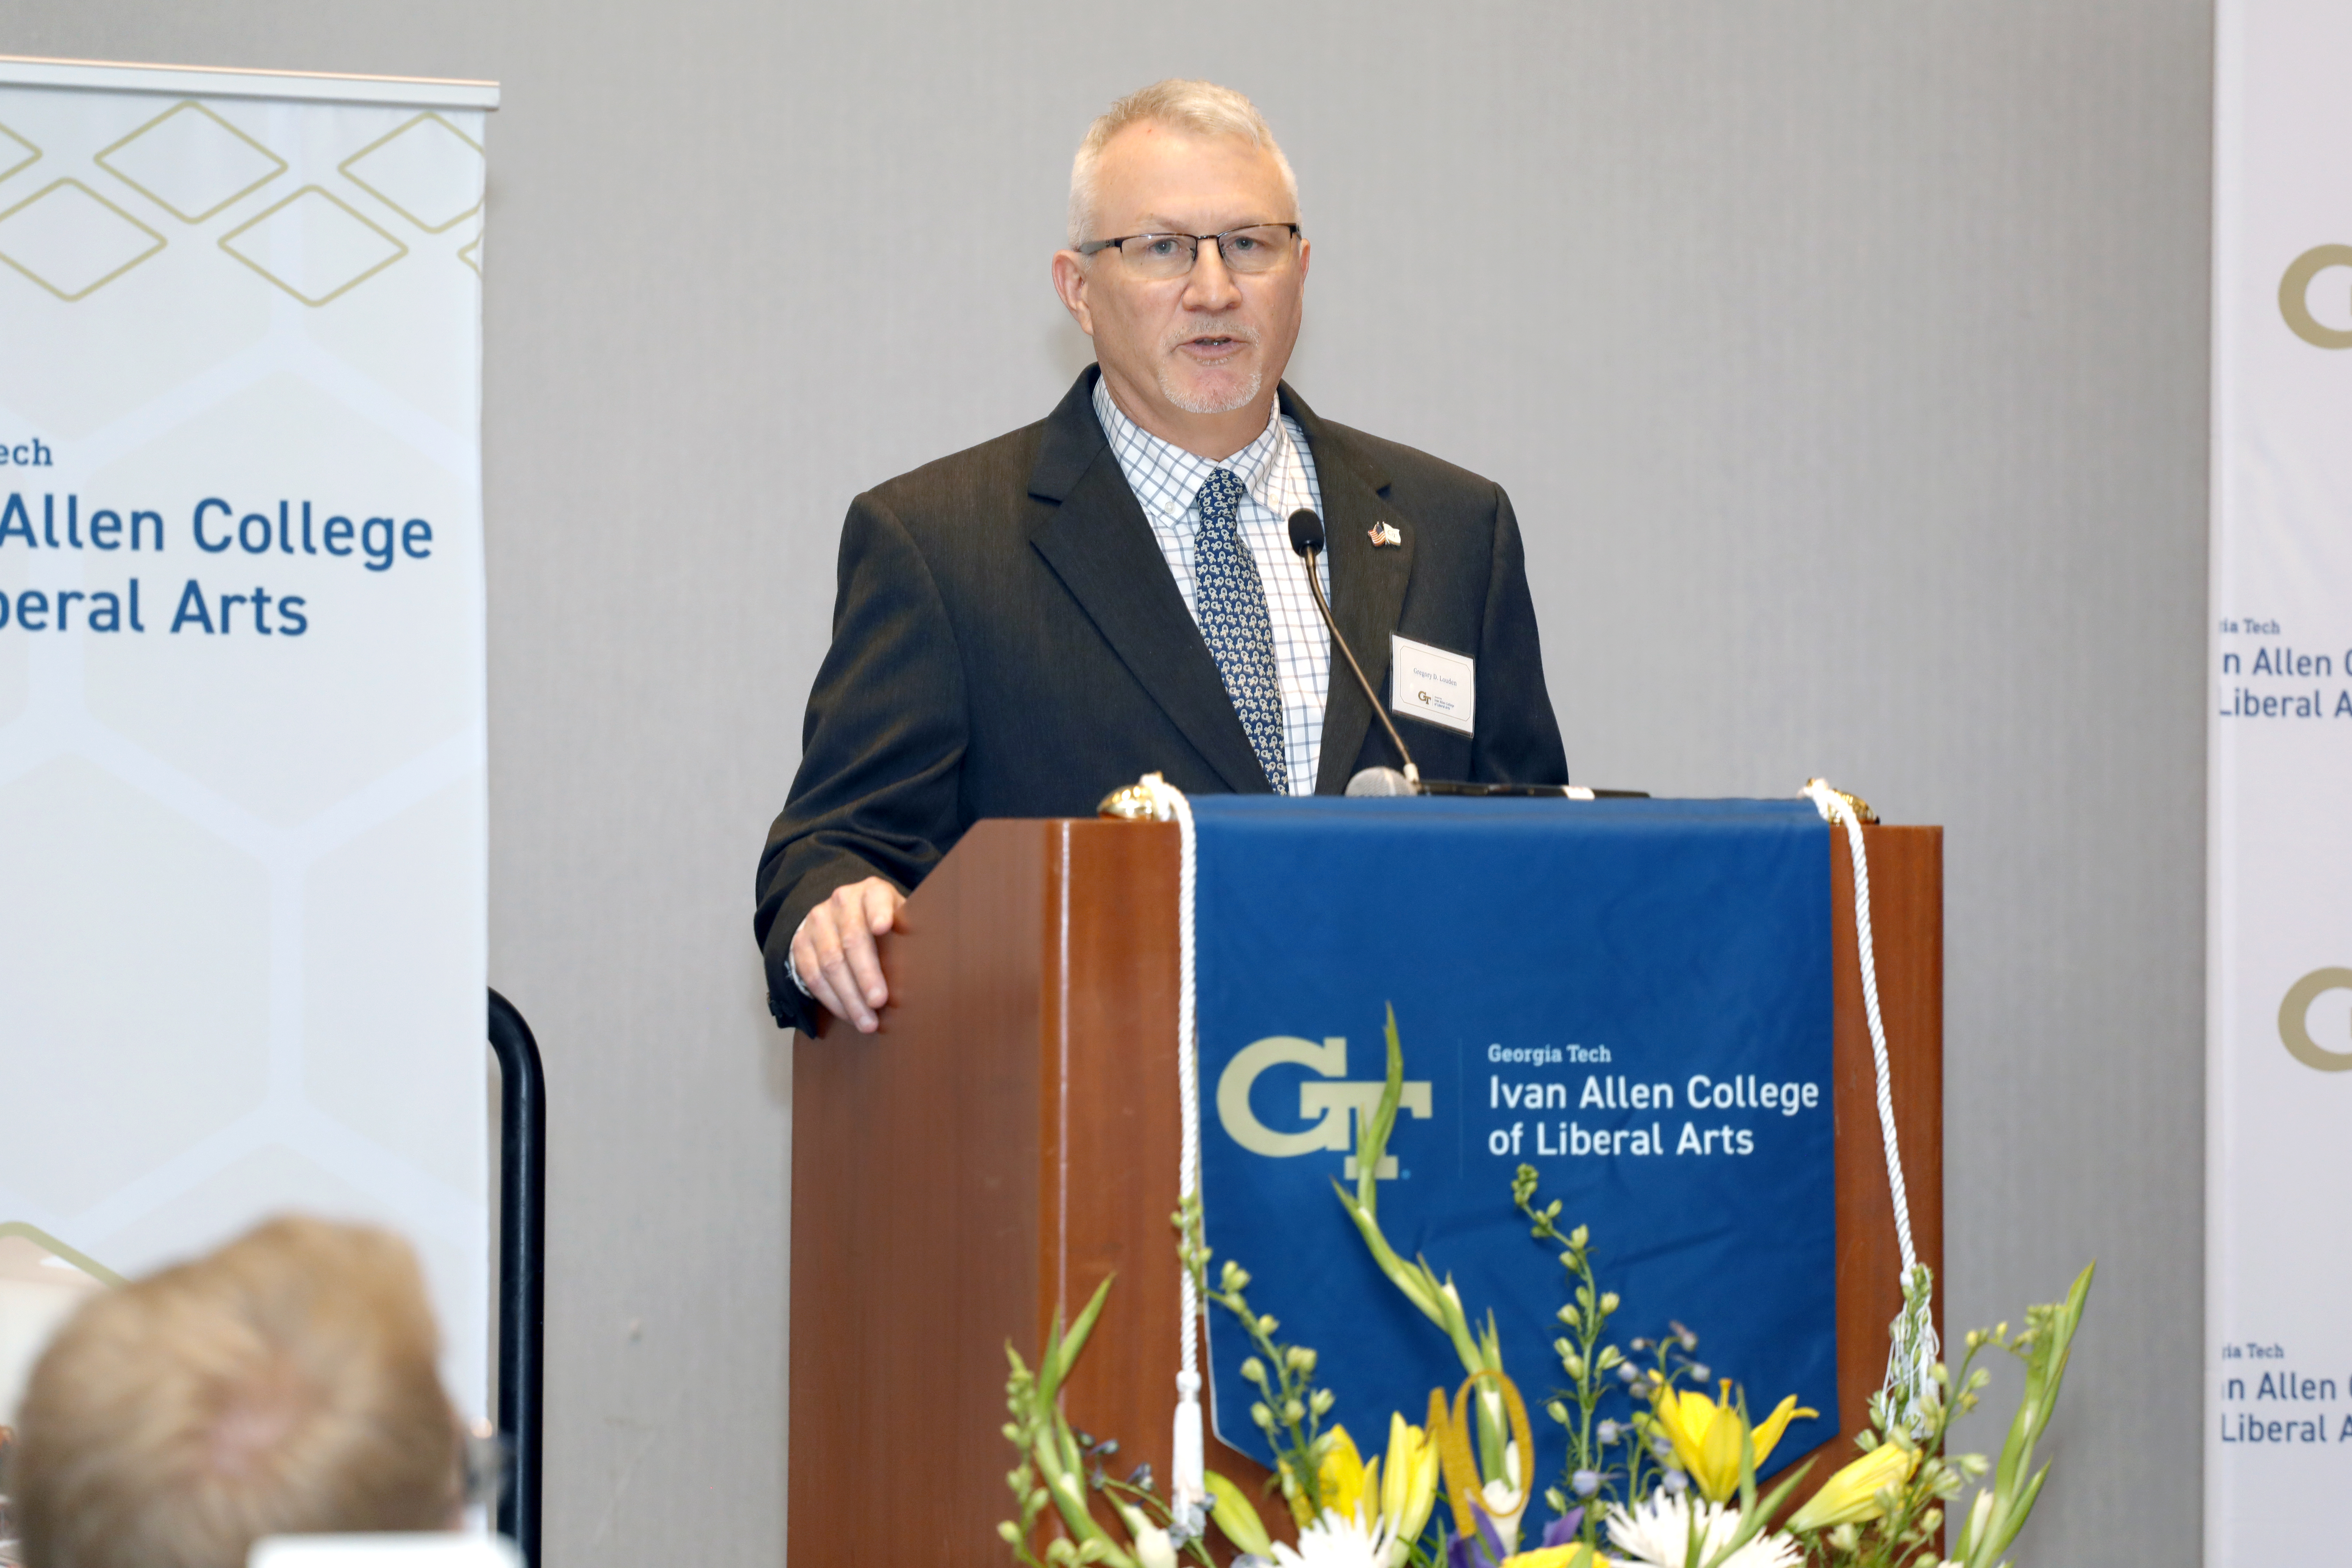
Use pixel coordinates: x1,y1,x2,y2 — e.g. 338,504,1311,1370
1980,1461,2050,1564
1960,1262,2090,1568
1204,1470,1274,1556
1049,1275,1118,1393
1353,1004,1408,1217
1701,1434,1791,1568
1331,1180,1445,1323
1743,1460,1815,1541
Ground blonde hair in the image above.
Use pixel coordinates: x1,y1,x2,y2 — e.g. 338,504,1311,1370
1067,78,1300,246
9,1217,462,1568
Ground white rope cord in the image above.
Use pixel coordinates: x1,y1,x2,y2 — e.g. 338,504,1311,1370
1139,774,1208,1519
1802,779,1939,1426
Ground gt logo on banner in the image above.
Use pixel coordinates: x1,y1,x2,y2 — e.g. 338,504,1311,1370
1216,1034,1433,1179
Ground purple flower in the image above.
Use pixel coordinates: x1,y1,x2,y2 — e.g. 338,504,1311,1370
1445,1534,1494,1568
1444,1504,1515,1568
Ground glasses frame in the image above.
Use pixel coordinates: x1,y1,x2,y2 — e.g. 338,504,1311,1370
1074,222,1304,274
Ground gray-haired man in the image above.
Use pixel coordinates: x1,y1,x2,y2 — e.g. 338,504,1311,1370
757,79,1568,1035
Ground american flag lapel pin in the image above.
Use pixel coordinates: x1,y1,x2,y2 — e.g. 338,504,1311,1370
1368,522,1402,547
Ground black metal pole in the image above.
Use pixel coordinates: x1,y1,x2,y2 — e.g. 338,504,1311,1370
487,989,546,1568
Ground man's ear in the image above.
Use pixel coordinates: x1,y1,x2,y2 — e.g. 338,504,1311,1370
1051,250,1096,337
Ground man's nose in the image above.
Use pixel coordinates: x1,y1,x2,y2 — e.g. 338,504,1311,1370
1181,240,1244,309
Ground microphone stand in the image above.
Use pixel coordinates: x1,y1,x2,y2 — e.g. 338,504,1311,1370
1287,511,1421,790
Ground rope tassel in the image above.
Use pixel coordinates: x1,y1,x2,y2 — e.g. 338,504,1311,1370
1802,778,1939,1432
1136,774,1210,1519
1172,1372,1205,1517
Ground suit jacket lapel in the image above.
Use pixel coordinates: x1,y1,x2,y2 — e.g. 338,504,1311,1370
1028,370,1272,793
1281,386,1414,793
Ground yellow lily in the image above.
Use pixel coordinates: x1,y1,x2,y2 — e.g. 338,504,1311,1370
1317,1424,1375,1527
1651,1380,1818,1502
1497,1550,1594,1568
1786,1442,1916,1532
1378,1409,1442,1542
1433,1372,1539,1551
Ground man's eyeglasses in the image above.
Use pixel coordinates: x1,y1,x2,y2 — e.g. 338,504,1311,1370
1075,223,1302,280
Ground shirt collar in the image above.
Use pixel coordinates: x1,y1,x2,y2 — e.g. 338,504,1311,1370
1092,373,1287,516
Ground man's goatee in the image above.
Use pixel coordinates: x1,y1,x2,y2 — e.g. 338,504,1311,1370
1160,365,1262,415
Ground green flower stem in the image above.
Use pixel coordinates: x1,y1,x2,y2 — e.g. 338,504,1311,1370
1777,1262,2094,1568
1338,1006,1512,1481
1095,1477,1216,1568
1951,1263,2094,1568
1000,1279,1143,1568
1178,1194,1338,1522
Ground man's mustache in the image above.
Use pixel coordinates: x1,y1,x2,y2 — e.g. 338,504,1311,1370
1165,322,1260,350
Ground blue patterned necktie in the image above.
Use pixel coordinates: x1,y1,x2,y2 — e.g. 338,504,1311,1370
1191,467,1290,793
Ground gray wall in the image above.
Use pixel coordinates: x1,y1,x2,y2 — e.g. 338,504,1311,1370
10,4,2213,1564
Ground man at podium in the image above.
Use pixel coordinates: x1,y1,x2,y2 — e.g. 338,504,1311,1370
756,78,1569,1035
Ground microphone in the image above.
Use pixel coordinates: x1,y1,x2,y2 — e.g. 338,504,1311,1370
1288,509,1422,792
1288,510,1640,801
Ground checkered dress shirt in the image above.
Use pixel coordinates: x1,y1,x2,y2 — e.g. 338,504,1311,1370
1091,377,1330,795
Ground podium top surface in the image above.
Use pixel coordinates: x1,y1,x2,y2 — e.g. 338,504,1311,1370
1180,792,1830,829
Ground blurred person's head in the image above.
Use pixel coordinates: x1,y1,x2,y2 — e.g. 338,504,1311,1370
7,1217,462,1568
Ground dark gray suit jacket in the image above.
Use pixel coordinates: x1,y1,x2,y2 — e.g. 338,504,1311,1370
755,368,1567,1031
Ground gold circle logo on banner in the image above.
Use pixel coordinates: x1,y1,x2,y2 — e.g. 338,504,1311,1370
2278,967,2352,1070
2279,245,2352,348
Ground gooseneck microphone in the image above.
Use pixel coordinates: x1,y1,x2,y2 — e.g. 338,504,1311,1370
1288,509,1421,792
1285,511,1637,800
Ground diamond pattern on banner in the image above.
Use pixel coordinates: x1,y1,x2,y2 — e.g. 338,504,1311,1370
0,178,165,301
96,101,286,224
340,113,486,233
0,122,37,188
1194,467,1289,793
218,185,407,306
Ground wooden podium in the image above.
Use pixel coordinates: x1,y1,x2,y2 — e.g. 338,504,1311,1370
789,818,1941,1566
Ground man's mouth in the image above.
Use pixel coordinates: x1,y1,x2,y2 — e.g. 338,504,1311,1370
1178,332,1251,359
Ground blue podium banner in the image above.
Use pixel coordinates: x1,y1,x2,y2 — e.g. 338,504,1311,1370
1191,796,1837,1514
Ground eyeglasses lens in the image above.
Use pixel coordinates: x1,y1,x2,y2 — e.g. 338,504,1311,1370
1119,226,1293,279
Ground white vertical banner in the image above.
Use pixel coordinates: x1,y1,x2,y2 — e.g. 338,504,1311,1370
2210,3,2352,1559
0,58,496,1418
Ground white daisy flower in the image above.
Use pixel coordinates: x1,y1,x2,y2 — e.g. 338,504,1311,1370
1268,1508,1395,1568
1605,1492,1800,1568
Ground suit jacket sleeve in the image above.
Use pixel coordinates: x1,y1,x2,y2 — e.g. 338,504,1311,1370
1471,483,1570,785
754,491,968,1031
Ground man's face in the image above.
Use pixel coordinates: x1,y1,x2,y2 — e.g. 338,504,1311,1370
1054,123,1308,452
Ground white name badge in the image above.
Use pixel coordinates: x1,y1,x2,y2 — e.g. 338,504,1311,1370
1390,634,1475,735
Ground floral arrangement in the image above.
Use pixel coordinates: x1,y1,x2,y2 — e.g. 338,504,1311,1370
999,1012,2093,1568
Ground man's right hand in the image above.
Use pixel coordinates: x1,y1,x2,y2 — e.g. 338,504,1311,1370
791,876,907,1034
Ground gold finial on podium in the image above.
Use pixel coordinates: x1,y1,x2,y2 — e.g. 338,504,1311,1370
1098,772,1175,821
1805,778,1879,824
